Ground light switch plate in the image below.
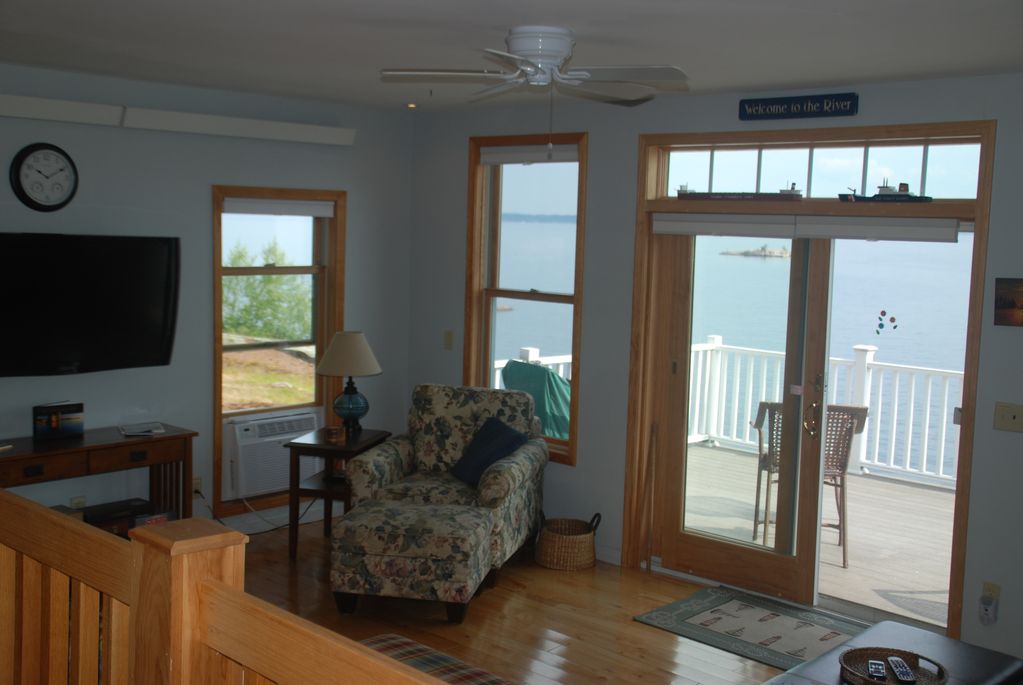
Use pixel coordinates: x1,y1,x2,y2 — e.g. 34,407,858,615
993,402,1023,433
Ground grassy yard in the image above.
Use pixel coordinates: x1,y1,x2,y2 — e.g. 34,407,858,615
222,348,315,410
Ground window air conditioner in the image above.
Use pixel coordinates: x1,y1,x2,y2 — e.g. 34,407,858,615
231,411,320,499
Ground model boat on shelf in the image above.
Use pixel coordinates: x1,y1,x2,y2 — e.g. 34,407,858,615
676,189,803,201
839,180,932,203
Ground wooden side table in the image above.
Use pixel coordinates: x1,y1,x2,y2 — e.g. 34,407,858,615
285,427,390,559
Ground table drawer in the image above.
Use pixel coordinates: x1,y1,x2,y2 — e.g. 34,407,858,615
90,439,185,473
0,453,89,486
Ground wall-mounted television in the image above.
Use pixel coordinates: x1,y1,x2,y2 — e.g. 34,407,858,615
0,232,180,376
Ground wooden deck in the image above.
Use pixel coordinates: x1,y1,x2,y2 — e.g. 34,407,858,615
685,443,954,626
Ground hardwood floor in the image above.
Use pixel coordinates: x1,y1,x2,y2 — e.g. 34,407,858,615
244,522,782,684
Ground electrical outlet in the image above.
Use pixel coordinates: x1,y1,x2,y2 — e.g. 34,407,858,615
192,476,202,496
69,495,86,509
980,581,1000,626
993,402,1023,432
443,329,454,351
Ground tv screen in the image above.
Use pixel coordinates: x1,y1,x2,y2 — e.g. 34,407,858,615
0,233,180,376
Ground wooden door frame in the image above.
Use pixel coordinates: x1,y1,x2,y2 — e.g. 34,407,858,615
622,121,996,636
651,235,830,603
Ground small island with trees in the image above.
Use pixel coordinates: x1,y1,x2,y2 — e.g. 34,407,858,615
720,244,791,258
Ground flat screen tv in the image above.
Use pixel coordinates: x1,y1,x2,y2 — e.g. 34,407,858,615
0,232,180,376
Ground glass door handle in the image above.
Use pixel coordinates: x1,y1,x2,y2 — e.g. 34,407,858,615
803,401,821,438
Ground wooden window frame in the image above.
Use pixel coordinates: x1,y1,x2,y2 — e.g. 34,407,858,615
463,133,587,466
212,186,346,518
623,121,996,638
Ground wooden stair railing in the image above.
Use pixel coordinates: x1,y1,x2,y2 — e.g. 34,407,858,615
0,489,439,684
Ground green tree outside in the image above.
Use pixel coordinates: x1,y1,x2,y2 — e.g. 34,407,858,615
222,239,312,341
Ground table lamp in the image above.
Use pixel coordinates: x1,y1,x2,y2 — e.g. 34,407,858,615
316,331,382,434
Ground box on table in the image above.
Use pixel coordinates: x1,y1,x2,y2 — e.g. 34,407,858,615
32,401,84,440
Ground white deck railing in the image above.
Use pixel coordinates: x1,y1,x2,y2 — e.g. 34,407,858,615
493,346,572,388
495,337,963,488
688,335,962,488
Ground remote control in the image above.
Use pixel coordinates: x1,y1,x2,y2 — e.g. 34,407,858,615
867,660,887,681
887,655,916,683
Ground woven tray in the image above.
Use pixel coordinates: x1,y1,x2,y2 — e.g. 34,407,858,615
840,647,948,685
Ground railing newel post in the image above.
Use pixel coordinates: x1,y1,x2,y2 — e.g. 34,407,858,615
850,344,878,473
706,335,724,440
129,519,248,684
518,346,540,362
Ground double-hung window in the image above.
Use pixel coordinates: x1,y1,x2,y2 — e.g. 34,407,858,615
212,186,346,514
464,134,586,465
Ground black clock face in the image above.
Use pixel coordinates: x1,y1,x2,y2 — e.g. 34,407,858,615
9,143,79,212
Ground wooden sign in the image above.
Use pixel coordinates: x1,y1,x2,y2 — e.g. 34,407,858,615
739,92,859,121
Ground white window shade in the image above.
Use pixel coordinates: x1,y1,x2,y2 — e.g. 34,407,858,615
652,213,960,243
222,198,335,218
652,213,795,237
480,144,579,165
794,216,958,242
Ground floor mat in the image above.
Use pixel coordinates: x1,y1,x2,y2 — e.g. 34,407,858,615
635,586,867,670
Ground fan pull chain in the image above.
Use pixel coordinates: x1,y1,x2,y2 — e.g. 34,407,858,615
547,86,554,160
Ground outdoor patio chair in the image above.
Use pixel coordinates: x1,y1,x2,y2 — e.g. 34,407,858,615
821,404,868,568
751,401,784,546
751,402,867,568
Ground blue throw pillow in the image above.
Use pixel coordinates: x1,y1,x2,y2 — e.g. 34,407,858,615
451,417,528,486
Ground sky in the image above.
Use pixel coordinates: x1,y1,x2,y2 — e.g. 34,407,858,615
501,162,579,215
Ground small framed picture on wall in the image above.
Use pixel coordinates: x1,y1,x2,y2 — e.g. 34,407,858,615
994,278,1023,327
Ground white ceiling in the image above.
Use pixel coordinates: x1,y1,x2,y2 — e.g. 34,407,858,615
1,0,1021,109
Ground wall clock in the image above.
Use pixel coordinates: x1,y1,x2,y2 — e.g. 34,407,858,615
9,143,79,212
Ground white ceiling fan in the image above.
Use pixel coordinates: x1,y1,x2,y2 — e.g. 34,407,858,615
381,25,688,106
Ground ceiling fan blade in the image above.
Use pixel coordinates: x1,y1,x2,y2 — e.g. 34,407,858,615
483,47,541,73
380,68,514,84
471,78,527,102
555,80,656,106
565,65,689,90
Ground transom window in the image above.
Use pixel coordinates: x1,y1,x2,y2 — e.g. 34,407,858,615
668,141,980,199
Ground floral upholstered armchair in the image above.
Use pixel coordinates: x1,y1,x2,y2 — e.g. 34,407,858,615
346,383,549,569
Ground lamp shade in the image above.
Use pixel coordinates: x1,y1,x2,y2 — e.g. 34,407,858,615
316,331,382,378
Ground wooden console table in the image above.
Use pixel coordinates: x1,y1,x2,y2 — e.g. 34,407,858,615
285,427,390,559
0,424,196,520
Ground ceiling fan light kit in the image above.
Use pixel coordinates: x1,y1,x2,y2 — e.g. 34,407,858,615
381,25,688,105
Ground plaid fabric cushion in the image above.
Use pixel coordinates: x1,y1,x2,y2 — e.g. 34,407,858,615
361,634,512,685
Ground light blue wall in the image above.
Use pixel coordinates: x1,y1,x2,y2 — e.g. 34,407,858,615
408,73,1023,655
0,64,416,510
2,62,1022,656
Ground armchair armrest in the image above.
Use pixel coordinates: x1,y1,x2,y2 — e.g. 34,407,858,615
346,434,414,505
477,437,548,508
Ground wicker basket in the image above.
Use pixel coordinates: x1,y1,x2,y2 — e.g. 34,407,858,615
535,513,601,570
839,647,948,685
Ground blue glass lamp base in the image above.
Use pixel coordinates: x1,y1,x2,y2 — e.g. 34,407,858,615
334,377,369,434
